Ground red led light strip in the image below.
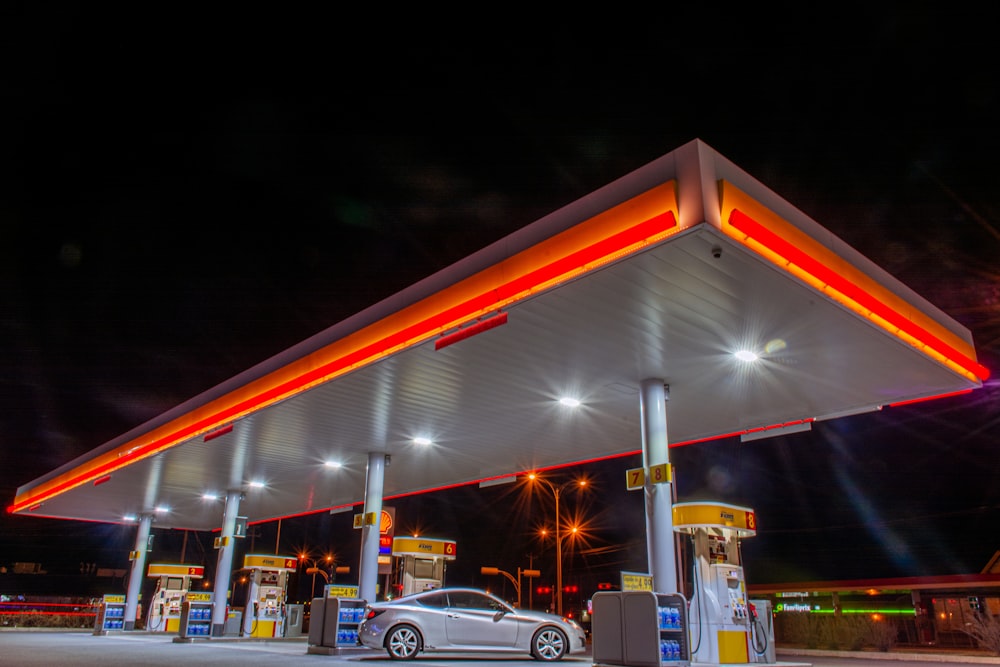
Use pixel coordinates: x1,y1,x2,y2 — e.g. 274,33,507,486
729,208,989,383
8,202,679,514
203,424,233,441
435,312,508,350
888,389,973,407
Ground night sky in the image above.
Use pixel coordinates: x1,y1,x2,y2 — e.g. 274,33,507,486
2,6,999,598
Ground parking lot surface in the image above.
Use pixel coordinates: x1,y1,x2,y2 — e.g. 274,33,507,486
0,630,593,667
0,630,992,667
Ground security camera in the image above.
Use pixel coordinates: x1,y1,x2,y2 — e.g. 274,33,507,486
711,246,722,259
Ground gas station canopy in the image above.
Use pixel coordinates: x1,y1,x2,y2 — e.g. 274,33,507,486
9,139,988,532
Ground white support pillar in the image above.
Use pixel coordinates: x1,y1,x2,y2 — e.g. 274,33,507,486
358,452,387,604
640,379,677,593
123,513,152,630
211,489,242,636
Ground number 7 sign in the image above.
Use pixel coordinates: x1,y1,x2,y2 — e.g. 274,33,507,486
626,463,672,490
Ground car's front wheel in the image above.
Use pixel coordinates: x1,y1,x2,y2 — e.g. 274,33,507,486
385,624,421,660
531,626,568,661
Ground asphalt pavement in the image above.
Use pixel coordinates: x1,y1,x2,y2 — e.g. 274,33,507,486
0,631,995,667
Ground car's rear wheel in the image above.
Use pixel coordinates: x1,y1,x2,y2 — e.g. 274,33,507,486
531,626,567,661
385,624,421,660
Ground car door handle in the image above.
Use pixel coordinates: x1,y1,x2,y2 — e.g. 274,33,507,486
447,613,460,618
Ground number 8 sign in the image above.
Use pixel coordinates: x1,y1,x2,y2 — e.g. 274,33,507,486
626,464,673,490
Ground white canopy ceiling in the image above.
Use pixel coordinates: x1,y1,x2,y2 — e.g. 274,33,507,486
11,139,986,532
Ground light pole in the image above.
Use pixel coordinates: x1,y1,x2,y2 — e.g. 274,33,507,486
481,566,540,608
299,553,333,599
527,473,586,617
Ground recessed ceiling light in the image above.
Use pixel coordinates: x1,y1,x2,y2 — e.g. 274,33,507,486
413,437,432,446
154,506,170,513
734,350,759,362
559,397,581,407
324,460,342,469
248,480,265,488
202,492,219,501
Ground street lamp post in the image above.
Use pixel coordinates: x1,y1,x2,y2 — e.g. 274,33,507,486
528,474,586,617
300,553,334,599
481,566,541,608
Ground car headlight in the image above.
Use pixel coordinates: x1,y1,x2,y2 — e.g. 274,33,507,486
565,618,581,630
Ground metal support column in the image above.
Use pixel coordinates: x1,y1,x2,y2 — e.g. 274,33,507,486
210,489,242,636
358,452,387,604
640,379,677,593
123,513,152,630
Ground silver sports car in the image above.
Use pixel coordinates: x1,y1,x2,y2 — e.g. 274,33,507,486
357,587,587,661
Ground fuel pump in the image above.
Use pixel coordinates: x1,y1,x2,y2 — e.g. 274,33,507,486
240,554,298,638
673,501,757,665
390,537,456,597
145,564,205,632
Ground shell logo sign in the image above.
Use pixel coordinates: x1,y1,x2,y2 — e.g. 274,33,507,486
355,506,396,534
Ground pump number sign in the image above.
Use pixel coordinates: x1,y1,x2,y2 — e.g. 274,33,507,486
626,463,672,490
243,554,297,570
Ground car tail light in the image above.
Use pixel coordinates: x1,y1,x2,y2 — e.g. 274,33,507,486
365,608,386,620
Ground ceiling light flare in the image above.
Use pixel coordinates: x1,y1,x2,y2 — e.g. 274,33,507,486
559,397,581,407
324,460,342,469
734,350,759,362
413,437,432,446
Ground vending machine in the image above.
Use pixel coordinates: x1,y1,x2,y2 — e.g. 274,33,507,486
240,554,298,638
93,593,127,634
145,563,205,632
307,587,367,652
672,501,757,665
177,591,214,639
592,590,691,667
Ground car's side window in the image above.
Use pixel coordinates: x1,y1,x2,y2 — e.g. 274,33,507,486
446,592,506,611
447,592,474,609
418,592,448,608
447,592,488,610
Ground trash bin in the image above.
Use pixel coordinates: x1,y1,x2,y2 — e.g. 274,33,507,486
286,604,304,637
307,597,326,646
224,608,243,637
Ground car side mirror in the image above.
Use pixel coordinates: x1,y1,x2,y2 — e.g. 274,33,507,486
493,610,507,622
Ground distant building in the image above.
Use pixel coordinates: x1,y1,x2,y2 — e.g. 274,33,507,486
747,551,1000,648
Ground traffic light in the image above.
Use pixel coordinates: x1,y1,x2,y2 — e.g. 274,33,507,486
536,586,553,595
563,585,578,593
597,582,613,590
